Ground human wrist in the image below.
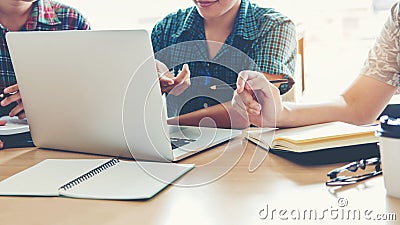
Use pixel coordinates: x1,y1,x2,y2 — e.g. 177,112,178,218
274,104,292,128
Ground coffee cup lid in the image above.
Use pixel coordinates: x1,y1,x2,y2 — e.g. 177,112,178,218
376,115,400,138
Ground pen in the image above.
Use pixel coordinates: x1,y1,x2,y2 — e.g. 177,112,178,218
209,79,289,90
0,90,24,117
0,91,18,100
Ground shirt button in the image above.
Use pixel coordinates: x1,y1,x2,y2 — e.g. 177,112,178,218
207,63,210,67
203,103,209,108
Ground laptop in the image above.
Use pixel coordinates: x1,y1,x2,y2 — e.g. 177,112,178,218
6,30,241,162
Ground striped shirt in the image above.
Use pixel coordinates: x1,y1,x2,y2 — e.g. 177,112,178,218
152,0,297,116
0,0,90,89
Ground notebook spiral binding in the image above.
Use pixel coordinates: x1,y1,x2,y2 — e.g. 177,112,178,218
58,158,120,191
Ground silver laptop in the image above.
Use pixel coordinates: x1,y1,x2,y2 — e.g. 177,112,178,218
6,30,241,162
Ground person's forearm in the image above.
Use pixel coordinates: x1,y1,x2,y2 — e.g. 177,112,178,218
276,95,385,128
276,96,353,127
167,102,250,129
277,76,398,127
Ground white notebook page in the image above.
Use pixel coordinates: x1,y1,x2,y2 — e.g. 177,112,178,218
0,159,110,196
59,161,194,200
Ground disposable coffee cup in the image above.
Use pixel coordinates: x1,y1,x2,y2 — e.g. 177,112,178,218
375,115,400,198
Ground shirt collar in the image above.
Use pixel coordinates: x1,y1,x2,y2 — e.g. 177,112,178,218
172,7,204,39
232,0,259,41
25,0,61,30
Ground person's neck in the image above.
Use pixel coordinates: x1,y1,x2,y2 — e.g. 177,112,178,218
203,1,241,42
0,1,34,31
203,1,240,59
204,8,239,38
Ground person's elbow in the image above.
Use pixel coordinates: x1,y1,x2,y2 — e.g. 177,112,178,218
345,107,380,126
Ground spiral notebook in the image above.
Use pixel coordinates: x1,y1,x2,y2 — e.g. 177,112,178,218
0,158,194,200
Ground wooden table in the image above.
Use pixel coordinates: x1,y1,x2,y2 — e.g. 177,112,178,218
0,133,398,225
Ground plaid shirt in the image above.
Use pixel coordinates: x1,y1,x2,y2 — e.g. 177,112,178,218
0,0,90,89
152,0,297,116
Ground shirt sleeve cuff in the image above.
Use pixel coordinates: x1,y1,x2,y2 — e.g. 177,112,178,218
278,74,295,95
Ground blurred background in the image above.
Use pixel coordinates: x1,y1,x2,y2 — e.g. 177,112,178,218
61,0,398,102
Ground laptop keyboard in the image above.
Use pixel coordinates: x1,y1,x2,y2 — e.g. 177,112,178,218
170,137,196,150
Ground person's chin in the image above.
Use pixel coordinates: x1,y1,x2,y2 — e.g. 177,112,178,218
198,11,220,20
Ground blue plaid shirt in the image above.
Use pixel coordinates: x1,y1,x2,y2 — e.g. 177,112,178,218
152,0,297,116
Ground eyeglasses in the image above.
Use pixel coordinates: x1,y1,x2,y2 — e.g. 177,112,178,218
325,157,382,186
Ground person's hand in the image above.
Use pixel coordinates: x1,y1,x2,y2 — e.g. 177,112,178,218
156,60,191,96
1,84,26,119
232,71,283,127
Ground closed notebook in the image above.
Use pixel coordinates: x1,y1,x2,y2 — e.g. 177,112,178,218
0,158,194,200
0,116,29,135
0,116,34,148
246,122,378,152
